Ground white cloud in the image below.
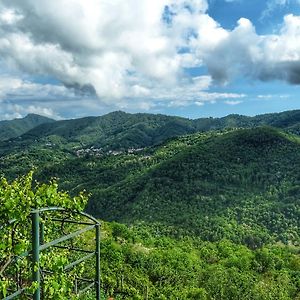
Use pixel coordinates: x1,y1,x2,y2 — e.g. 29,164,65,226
258,94,290,99
224,100,243,105
154,78,246,107
0,0,209,104
0,75,76,100
261,0,289,20
258,95,274,99
0,103,59,120
139,75,245,102
190,14,300,85
0,8,23,25
0,0,300,118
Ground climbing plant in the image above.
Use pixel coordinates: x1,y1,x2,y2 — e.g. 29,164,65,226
0,172,98,299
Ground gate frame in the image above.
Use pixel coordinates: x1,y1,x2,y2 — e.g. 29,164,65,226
2,207,101,300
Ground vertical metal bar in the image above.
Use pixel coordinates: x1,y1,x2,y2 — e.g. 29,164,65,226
75,278,78,294
32,212,40,300
40,221,44,245
95,223,101,300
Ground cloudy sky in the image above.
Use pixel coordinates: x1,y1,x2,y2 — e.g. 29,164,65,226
1,0,300,120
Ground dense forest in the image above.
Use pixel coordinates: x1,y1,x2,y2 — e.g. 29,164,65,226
1,174,300,299
0,110,300,299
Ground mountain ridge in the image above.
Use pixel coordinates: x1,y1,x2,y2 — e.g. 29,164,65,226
0,113,55,141
2,109,300,150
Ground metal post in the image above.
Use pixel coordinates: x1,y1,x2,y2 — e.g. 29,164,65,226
32,212,40,300
40,221,44,245
95,223,101,300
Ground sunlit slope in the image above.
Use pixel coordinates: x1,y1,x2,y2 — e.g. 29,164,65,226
86,127,300,246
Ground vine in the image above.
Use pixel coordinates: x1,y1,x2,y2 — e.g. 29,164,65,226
0,172,97,299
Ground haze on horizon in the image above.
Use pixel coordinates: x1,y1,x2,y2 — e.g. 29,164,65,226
1,0,300,120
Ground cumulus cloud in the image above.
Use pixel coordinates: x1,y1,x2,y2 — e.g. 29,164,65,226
0,74,79,119
0,103,59,120
0,75,76,100
0,0,205,103
0,0,300,117
190,14,300,85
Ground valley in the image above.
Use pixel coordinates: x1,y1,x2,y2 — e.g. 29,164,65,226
0,110,300,299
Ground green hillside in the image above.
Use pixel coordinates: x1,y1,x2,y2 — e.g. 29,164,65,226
1,111,300,248
1,111,300,299
0,113,55,141
1,173,300,300
21,111,197,149
1,126,298,248
2,109,300,154
194,109,300,133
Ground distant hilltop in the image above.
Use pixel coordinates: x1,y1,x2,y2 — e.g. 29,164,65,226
1,109,300,146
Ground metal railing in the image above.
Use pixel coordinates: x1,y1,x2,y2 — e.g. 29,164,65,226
1,207,101,300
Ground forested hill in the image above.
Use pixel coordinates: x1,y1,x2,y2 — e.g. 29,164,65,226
20,111,197,149
1,125,298,248
82,127,300,247
1,111,300,248
2,109,300,150
0,113,55,141
1,112,300,298
193,109,300,134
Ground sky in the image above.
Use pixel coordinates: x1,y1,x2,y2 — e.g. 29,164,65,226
1,0,300,120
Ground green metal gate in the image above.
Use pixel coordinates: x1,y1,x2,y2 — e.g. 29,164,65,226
1,207,101,300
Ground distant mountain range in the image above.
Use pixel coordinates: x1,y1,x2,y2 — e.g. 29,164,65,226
2,109,300,148
0,113,55,141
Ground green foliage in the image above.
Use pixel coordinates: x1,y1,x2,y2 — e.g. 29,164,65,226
11,111,198,151
2,109,300,156
99,221,300,299
2,126,300,247
0,172,88,299
0,172,299,299
77,127,300,247
0,114,54,142
1,111,300,298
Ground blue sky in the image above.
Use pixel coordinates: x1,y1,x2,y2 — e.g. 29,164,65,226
0,0,300,120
